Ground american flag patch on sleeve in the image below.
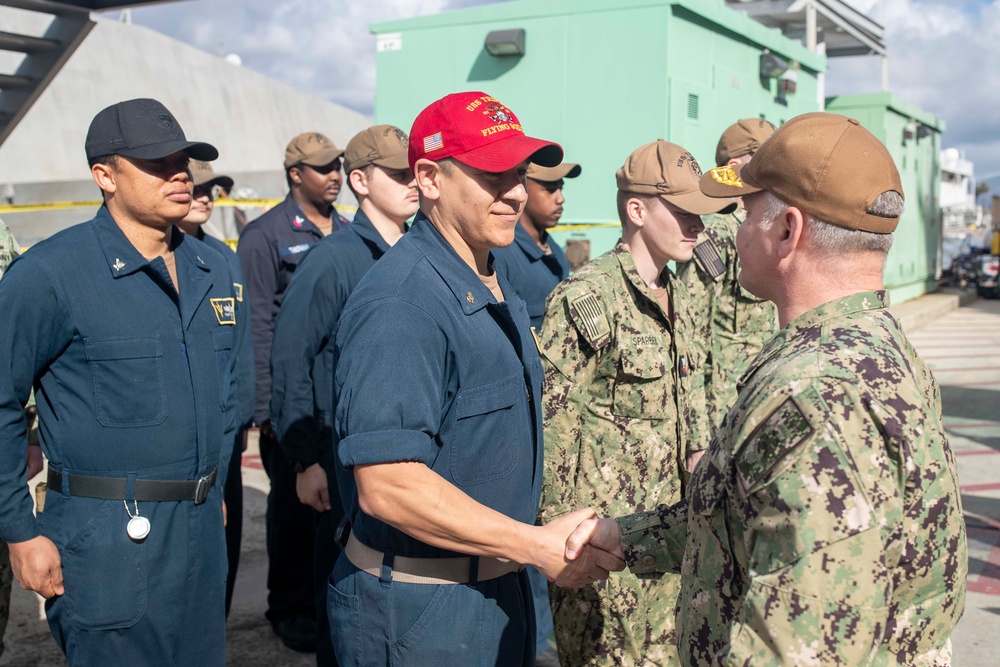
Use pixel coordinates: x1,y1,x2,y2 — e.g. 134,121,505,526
423,132,444,152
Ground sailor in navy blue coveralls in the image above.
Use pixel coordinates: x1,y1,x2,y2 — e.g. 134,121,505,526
0,207,239,665
491,161,579,332
330,213,543,666
271,211,404,665
0,99,239,666
490,161,579,661
325,91,619,667
271,123,417,666
178,159,255,616
237,132,349,647
492,222,570,331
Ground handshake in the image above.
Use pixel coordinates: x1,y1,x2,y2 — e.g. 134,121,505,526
533,509,627,590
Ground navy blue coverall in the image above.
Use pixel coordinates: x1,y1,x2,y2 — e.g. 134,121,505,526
270,210,400,665
237,193,348,624
197,232,255,616
491,223,570,332
0,207,239,666
490,221,570,655
329,213,543,667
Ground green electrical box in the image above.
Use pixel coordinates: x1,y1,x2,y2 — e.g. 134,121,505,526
826,93,945,304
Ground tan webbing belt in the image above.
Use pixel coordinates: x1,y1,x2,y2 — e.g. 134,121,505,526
345,533,523,585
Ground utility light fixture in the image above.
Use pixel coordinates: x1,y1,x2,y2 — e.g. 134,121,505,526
485,29,525,57
759,50,788,79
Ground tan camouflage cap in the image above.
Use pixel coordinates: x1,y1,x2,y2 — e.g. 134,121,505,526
715,118,776,166
189,160,234,190
343,125,411,174
526,162,581,181
702,112,904,233
284,132,345,169
617,140,732,215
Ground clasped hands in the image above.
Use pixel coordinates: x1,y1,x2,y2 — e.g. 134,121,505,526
534,509,626,590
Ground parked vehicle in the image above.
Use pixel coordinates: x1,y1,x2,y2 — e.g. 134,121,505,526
976,254,1000,298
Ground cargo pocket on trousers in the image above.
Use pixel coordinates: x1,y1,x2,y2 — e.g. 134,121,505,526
63,501,147,630
389,582,456,658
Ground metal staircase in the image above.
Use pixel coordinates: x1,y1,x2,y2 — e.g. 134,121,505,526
0,1,172,147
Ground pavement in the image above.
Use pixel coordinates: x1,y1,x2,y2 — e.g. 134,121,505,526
899,288,1000,667
2,285,999,665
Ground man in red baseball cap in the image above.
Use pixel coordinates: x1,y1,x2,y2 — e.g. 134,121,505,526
327,92,623,667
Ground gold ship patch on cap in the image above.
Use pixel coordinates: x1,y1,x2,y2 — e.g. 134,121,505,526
710,165,743,188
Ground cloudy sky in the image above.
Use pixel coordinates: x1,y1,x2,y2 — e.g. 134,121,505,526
118,0,999,196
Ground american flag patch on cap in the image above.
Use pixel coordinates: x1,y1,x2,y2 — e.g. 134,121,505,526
423,132,444,152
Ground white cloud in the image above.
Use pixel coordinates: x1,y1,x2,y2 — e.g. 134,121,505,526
826,1,1000,187
122,0,466,114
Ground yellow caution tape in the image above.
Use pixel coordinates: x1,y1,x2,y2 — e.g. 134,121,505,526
0,200,102,213
214,197,282,208
0,199,359,214
555,222,621,231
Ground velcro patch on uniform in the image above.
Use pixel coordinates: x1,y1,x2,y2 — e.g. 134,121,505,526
693,240,726,282
233,282,244,303
210,298,236,325
736,397,814,492
568,293,611,350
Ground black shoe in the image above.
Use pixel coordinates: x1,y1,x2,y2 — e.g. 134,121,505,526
535,646,560,667
271,615,318,653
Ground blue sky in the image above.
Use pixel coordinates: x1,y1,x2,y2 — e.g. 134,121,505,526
118,0,999,194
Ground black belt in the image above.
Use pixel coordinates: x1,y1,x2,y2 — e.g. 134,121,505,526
47,465,218,504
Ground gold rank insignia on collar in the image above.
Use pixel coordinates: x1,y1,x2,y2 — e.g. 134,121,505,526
466,292,475,304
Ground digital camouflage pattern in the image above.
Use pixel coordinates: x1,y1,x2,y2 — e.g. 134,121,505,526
537,242,702,666
675,211,777,452
617,291,967,666
0,216,17,655
0,216,18,279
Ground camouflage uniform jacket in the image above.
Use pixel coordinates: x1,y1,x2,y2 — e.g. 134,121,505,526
0,216,18,656
538,241,700,666
0,217,18,280
617,291,967,666
675,211,777,452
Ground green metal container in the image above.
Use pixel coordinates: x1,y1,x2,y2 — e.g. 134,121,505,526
826,93,945,304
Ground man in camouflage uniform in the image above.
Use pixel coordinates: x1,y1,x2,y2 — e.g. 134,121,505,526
537,141,730,666
565,112,968,665
676,119,778,450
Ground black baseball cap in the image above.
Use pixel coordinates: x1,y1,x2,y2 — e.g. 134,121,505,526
85,98,218,161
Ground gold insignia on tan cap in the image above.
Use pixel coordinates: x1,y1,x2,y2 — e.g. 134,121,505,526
710,165,744,188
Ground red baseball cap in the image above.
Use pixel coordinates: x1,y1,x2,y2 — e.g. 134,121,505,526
408,91,563,173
